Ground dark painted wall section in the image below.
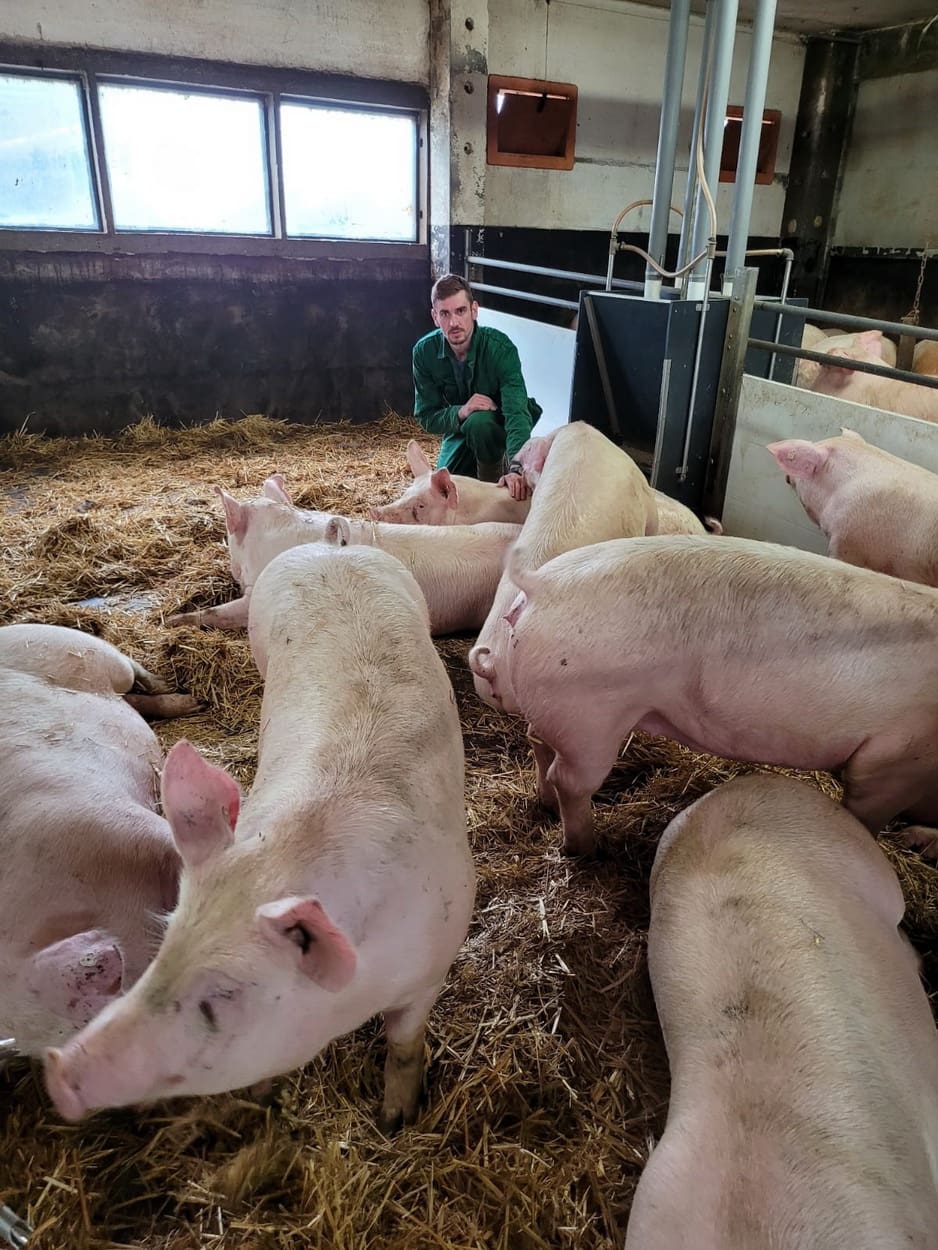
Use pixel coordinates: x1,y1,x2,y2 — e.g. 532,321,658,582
0,253,430,437
823,253,938,329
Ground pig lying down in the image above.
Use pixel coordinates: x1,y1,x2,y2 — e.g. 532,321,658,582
370,434,715,535
0,624,180,1055
47,543,475,1131
169,477,519,637
501,534,938,854
769,428,938,587
626,775,938,1250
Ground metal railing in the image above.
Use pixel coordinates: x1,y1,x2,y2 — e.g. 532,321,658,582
751,298,938,391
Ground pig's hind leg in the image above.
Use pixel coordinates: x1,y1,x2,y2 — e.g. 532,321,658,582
541,710,632,856
379,985,440,1133
528,730,558,812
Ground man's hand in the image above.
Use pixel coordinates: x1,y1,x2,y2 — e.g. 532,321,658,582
497,471,531,501
458,393,498,421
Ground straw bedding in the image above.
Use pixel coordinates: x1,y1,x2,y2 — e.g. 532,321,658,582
0,413,934,1250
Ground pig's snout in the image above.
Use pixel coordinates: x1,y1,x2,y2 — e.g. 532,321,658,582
45,1046,89,1122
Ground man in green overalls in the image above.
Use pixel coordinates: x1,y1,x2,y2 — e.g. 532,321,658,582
411,274,543,483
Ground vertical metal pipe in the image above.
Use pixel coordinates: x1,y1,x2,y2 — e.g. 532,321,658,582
675,2,716,281
644,0,692,299
722,0,778,292
684,0,740,301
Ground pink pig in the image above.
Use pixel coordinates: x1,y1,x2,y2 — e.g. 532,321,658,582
768,427,938,586
468,422,656,713
626,774,938,1250
0,624,180,1055
368,440,532,525
795,328,896,389
811,335,938,422
502,534,938,854
45,543,475,1130
168,477,519,636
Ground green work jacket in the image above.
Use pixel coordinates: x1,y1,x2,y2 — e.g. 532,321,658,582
411,324,542,461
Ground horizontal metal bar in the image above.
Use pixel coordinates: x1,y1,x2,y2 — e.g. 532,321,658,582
749,338,938,391
470,281,579,311
753,299,938,345
467,254,643,292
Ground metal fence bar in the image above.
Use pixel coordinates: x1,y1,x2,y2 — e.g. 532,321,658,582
753,299,938,345
748,337,938,391
469,281,579,311
467,254,643,292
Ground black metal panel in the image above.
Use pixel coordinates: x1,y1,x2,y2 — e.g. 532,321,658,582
744,300,808,384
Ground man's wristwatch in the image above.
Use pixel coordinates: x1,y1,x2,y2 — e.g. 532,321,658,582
507,461,524,476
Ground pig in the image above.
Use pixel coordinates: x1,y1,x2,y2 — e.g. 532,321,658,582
0,624,180,1055
368,440,531,526
811,336,938,422
468,422,656,713
795,328,896,389
168,481,519,636
501,533,938,854
913,339,938,378
45,543,475,1131
768,427,938,587
625,774,938,1250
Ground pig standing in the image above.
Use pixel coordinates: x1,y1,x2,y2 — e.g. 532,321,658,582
768,428,938,586
369,441,531,525
501,534,938,854
468,422,656,713
795,328,896,389
169,480,519,636
46,543,475,1130
0,624,180,1054
626,774,938,1250
811,336,938,422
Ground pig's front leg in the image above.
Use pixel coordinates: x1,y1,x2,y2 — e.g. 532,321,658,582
380,987,439,1133
841,732,938,833
528,730,558,812
895,825,938,860
124,692,202,719
166,596,250,631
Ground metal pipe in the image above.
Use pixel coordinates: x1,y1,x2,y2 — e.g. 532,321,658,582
470,281,579,311
753,299,938,344
748,338,938,391
645,0,692,300
768,249,794,378
679,249,717,480
467,254,644,292
723,0,778,291
685,0,740,301
676,1,717,280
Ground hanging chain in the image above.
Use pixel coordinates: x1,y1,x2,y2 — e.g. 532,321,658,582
902,242,932,326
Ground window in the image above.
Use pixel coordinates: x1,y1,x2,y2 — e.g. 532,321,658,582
486,75,578,172
0,46,426,252
0,72,99,229
719,105,782,185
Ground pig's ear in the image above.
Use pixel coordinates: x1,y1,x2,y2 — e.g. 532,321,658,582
839,427,865,443
766,440,829,479
28,930,125,1022
262,474,292,505
256,897,357,991
406,440,434,478
161,740,240,868
213,487,248,540
324,516,351,547
429,468,458,510
856,329,884,359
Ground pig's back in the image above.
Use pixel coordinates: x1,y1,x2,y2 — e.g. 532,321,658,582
636,777,938,1250
250,544,464,814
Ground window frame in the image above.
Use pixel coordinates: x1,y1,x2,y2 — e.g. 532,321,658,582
0,42,428,258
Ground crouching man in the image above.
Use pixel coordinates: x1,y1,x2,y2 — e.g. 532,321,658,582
412,274,542,483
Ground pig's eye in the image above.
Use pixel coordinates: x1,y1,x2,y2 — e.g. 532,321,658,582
286,922,313,954
199,999,218,1031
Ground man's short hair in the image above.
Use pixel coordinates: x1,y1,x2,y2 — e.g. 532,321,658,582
431,274,474,306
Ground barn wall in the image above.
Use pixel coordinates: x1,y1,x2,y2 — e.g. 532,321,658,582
483,0,806,237
0,0,428,83
0,0,430,436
